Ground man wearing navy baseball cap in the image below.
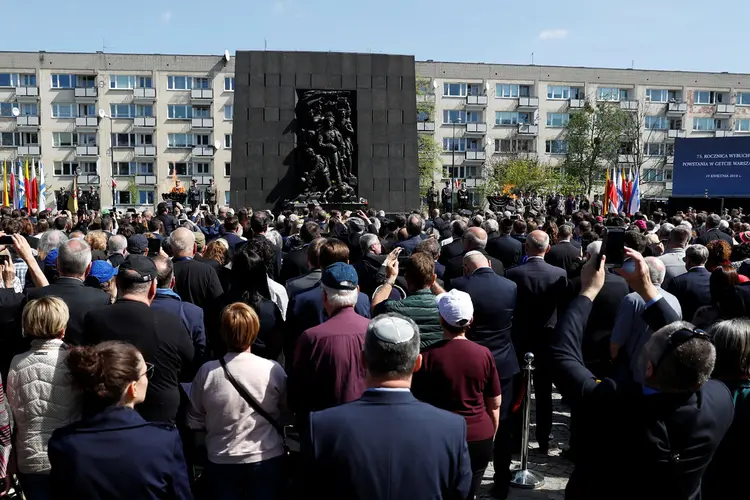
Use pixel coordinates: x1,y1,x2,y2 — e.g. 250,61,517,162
288,262,370,427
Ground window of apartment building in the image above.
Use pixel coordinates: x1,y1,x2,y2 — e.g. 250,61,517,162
77,76,96,88
545,140,569,154
669,118,683,130
51,103,75,118
447,165,479,179
193,106,211,118
19,132,37,145
168,134,194,148
51,74,76,88
193,78,211,89
496,84,520,98
443,110,466,124
417,110,430,122
0,103,14,117
665,169,673,181
169,162,189,176
466,138,482,151
113,161,154,176
111,104,153,118
78,133,96,145
495,139,533,153
53,132,75,147
224,105,233,120
20,74,36,86
443,138,466,152
443,83,467,97
645,89,665,103
644,143,674,156
78,104,96,117
597,88,627,102
138,190,155,205
546,113,570,127
168,105,193,119
224,162,231,176
168,162,210,176
736,119,750,132
0,73,35,87
19,103,38,116
109,75,153,89
78,162,96,174
495,111,529,126
645,116,669,130
195,134,210,146
224,77,235,91
111,134,137,148
54,161,77,176
224,191,230,206
138,162,154,174
737,93,750,106
643,169,664,182
168,76,191,90
467,84,483,96
194,162,211,174
694,91,723,105
115,191,132,205
547,86,575,100
0,133,20,146
224,134,232,148
694,117,718,131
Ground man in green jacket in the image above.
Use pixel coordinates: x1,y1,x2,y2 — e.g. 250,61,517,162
371,249,444,350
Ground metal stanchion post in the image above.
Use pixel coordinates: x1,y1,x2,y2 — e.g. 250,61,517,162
510,352,545,489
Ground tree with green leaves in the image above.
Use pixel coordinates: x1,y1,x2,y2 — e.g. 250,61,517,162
480,156,578,199
416,76,441,197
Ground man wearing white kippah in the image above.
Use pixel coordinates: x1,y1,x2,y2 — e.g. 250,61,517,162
306,313,472,500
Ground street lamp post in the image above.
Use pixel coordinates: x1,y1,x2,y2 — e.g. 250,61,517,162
451,117,463,210
98,110,115,211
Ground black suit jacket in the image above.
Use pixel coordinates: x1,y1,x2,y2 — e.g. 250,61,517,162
551,295,734,500
666,267,712,323
451,268,520,379
696,228,734,246
505,258,568,354
486,235,523,270
25,277,111,346
443,250,504,290
83,300,194,423
438,238,463,266
172,258,223,310
545,241,581,273
307,390,472,500
279,246,310,285
569,271,629,340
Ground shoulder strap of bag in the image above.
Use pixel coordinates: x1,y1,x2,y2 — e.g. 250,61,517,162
219,357,287,446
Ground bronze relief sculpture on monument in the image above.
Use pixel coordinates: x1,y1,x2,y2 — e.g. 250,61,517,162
291,90,363,204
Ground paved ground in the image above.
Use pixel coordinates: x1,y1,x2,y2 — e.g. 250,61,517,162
477,389,573,500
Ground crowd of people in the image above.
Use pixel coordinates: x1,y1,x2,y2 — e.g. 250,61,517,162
0,198,748,500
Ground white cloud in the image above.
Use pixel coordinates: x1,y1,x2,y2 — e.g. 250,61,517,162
161,10,172,23
539,29,568,41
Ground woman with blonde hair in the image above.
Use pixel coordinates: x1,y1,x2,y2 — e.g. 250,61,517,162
188,302,287,499
84,230,108,261
7,297,80,499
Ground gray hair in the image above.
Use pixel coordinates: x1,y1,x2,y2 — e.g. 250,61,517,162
482,219,499,234
586,240,603,261
707,213,721,228
364,313,421,379
38,230,68,257
107,234,127,255
57,239,92,277
686,244,709,266
639,320,716,392
169,227,195,256
668,226,691,248
451,220,468,238
322,284,358,310
527,231,550,255
644,256,666,286
415,237,441,261
359,233,380,255
463,229,488,250
711,318,750,379
657,223,675,240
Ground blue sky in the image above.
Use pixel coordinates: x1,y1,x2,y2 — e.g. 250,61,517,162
4,0,749,73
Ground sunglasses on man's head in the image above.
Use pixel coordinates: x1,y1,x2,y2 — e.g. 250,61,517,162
655,328,711,370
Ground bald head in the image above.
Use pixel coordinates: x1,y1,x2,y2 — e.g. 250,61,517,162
644,256,666,286
153,255,174,289
526,230,550,257
463,227,488,252
463,250,490,274
169,227,196,257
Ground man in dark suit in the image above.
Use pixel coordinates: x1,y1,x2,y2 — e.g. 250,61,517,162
551,249,733,500
696,214,734,246
279,221,321,285
26,239,111,346
354,233,386,298
83,256,194,423
169,227,223,310
286,238,326,299
505,230,568,454
486,218,523,270
392,214,425,256
306,313,472,499
545,224,581,273
438,219,467,265
451,251,518,498
443,227,504,289
666,244,711,323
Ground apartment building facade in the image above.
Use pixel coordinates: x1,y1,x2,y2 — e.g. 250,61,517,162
0,51,235,209
415,61,750,204
1,50,749,211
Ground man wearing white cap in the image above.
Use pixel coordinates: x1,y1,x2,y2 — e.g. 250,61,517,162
412,289,502,500
307,313,472,499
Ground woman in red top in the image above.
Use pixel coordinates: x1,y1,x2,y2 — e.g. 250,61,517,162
412,288,502,500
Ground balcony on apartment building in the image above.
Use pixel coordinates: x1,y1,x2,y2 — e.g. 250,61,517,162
135,173,158,185
77,170,100,186
465,123,487,135
133,88,157,101
464,150,486,162
190,89,214,101
569,98,586,109
667,129,686,140
192,175,214,186
14,86,38,101
416,93,435,103
518,124,539,136
192,118,214,129
417,122,435,132
517,97,539,110
466,95,488,108
715,130,733,138
16,116,39,129
192,146,215,157
76,146,99,157
715,104,736,117
74,87,98,101
134,145,157,157
75,117,99,129
666,102,688,116
17,145,40,156
619,100,639,111
133,116,157,129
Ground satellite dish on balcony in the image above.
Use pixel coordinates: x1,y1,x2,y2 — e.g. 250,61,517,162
98,109,107,119
213,140,222,150
224,50,231,63
11,107,20,117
